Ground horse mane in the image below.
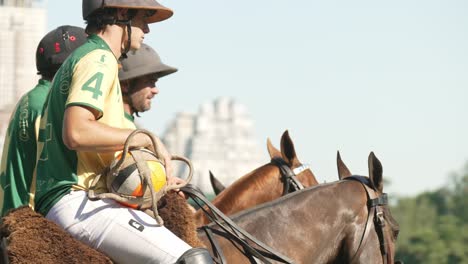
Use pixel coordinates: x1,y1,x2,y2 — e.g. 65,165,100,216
158,192,204,247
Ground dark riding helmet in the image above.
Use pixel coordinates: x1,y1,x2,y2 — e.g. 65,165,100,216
119,43,177,82
36,25,87,76
82,0,173,24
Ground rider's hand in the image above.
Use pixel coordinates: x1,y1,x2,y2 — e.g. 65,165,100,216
167,176,187,199
129,133,153,149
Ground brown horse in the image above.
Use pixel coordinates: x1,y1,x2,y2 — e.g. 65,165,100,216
197,152,400,264
194,130,319,226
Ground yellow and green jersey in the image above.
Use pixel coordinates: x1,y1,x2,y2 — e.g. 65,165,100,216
124,112,135,127
34,35,135,216
0,79,51,216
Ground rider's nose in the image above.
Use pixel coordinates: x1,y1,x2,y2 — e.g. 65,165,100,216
143,23,150,34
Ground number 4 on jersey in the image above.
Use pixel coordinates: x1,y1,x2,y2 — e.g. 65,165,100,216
82,72,104,99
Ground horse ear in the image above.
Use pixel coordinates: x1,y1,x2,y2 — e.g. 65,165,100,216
209,170,225,195
368,152,383,193
337,151,352,179
267,137,281,159
280,130,301,167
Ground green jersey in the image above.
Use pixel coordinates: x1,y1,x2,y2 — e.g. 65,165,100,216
34,35,135,216
0,79,51,216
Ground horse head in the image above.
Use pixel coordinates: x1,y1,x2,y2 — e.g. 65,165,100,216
340,152,401,264
195,130,318,226
270,130,319,190
208,130,319,197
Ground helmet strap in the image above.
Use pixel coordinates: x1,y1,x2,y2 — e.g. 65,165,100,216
114,9,137,58
114,19,132,59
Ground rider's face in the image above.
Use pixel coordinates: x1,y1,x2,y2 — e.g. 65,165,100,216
129,74,159,112
126,10,150,50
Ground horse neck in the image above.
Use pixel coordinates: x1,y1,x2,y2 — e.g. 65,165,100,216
300,169,319,186
224,181,370,263
214,164,283,209
194,164,283,226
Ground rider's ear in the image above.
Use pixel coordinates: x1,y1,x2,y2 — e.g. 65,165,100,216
368,152,383,193
336,151,352,180
280,130,301,167
120,80,130,93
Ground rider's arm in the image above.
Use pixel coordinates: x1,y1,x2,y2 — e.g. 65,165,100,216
63,106,175,178
62,105,150,152
62,49,150,152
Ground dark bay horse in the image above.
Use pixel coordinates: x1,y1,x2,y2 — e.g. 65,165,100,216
197,152,400,264
194,130,319,226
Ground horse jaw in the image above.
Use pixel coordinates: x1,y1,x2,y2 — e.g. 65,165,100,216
337,151,352,180
368,152,383,193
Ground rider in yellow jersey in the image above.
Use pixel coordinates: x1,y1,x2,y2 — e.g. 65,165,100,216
35,1,212,262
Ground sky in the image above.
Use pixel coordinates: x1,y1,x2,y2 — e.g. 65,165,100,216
44,0,468,197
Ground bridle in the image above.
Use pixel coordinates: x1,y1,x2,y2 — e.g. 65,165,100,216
270,157,310,195
346,176,393,264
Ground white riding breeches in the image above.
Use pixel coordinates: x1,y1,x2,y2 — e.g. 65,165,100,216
46,190,191,264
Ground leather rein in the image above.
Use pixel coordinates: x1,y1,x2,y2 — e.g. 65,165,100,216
346,176,391,264
183,184,295,264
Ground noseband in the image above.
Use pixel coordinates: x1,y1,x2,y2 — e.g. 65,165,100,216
346,176,391,264
271,157,309,195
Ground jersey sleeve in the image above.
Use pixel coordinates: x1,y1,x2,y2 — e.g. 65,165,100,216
66,50,118,119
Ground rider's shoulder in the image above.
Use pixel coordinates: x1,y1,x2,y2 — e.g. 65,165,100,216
77,49,118,70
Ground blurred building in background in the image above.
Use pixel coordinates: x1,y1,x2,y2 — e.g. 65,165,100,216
163,97,266,194
0,0,46,153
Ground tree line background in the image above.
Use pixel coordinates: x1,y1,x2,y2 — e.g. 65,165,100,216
392,162,468,263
